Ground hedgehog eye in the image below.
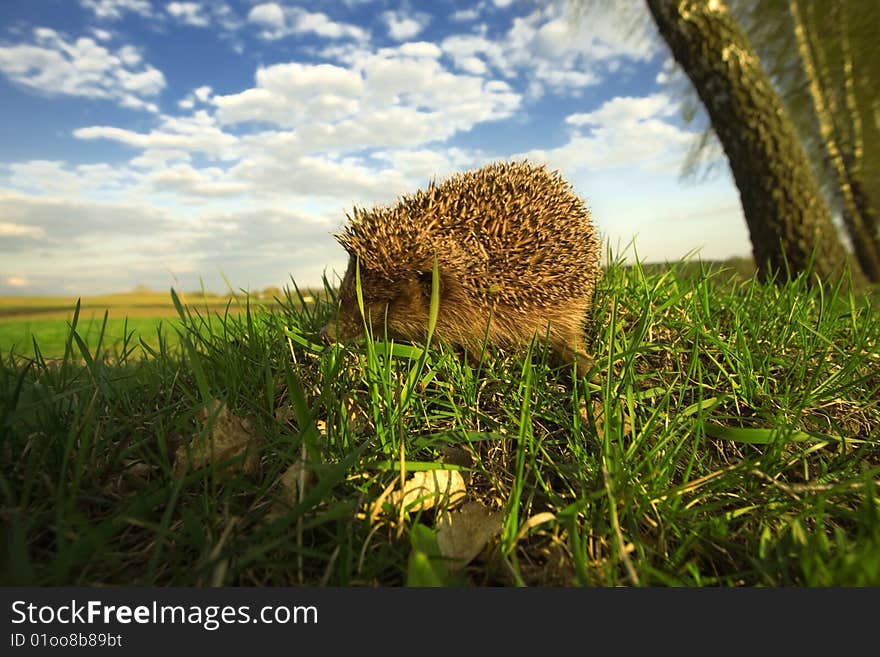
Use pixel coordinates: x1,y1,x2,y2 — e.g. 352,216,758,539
417,270,440,299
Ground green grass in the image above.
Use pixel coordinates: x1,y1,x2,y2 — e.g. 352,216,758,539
0,288,302,358
0,315,176,358
1,258,878,586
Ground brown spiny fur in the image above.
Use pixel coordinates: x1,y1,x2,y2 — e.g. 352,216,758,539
321,160,601,375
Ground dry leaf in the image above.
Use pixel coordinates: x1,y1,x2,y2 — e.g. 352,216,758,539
513,512,556,544
385,469,466,514
268,458,312,518
174,399,260,476
271,418,322,513
435,501,503,569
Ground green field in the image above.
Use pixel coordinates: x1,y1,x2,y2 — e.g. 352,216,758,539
0,315,172,357
0,289,300,358
1,261,878,586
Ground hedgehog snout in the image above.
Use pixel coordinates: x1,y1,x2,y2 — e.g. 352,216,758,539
320,307,364,344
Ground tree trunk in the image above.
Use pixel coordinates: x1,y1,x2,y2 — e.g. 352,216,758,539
645,0,858,283
792,0,880,282
834,2,880,282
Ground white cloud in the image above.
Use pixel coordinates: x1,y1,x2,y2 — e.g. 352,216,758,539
535,68,597,90
75,111,239,159
80,0,153,20
67,37,520,222
247,4,367,42
166,2,209,27
441,34,504,76
130,149,191,169
161,1,243,33
247,3,285,29
3,275,29,288
0,27,164,111
210,43,518,153
116,44,142,66
451,8,481,22
178,84,213,109
6,160,86,197
193,85,212,102
118,67,164,95
566,94,676,127
238,154,407,200
157,2,244,46
208,3,243,35
167,207,348,294
0,182,349,294
0,222,46,239
442,1,657,96
184,208,334,262
148,163,249,198
296,9,366,40
455,55,487,75
396,42,442,59
5,160,149,200
381,10,430,41
91,28,114,41
0,189,172,246
521,94,691,174
213,62,363,126
0,189,191,295
371,147,477,182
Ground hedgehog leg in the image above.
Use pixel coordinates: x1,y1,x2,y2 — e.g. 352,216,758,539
551,332,594,379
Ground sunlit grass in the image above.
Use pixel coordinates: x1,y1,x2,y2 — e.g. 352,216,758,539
1,256,878,586
0,316,176,358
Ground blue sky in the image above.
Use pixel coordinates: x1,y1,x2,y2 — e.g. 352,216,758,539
0,0,749,296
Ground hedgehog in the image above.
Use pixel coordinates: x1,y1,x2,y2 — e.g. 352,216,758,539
320,160,602,376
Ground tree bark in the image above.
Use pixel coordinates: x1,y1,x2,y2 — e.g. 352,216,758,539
792,0,880,282
834,2,880,282
645,0,858,283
